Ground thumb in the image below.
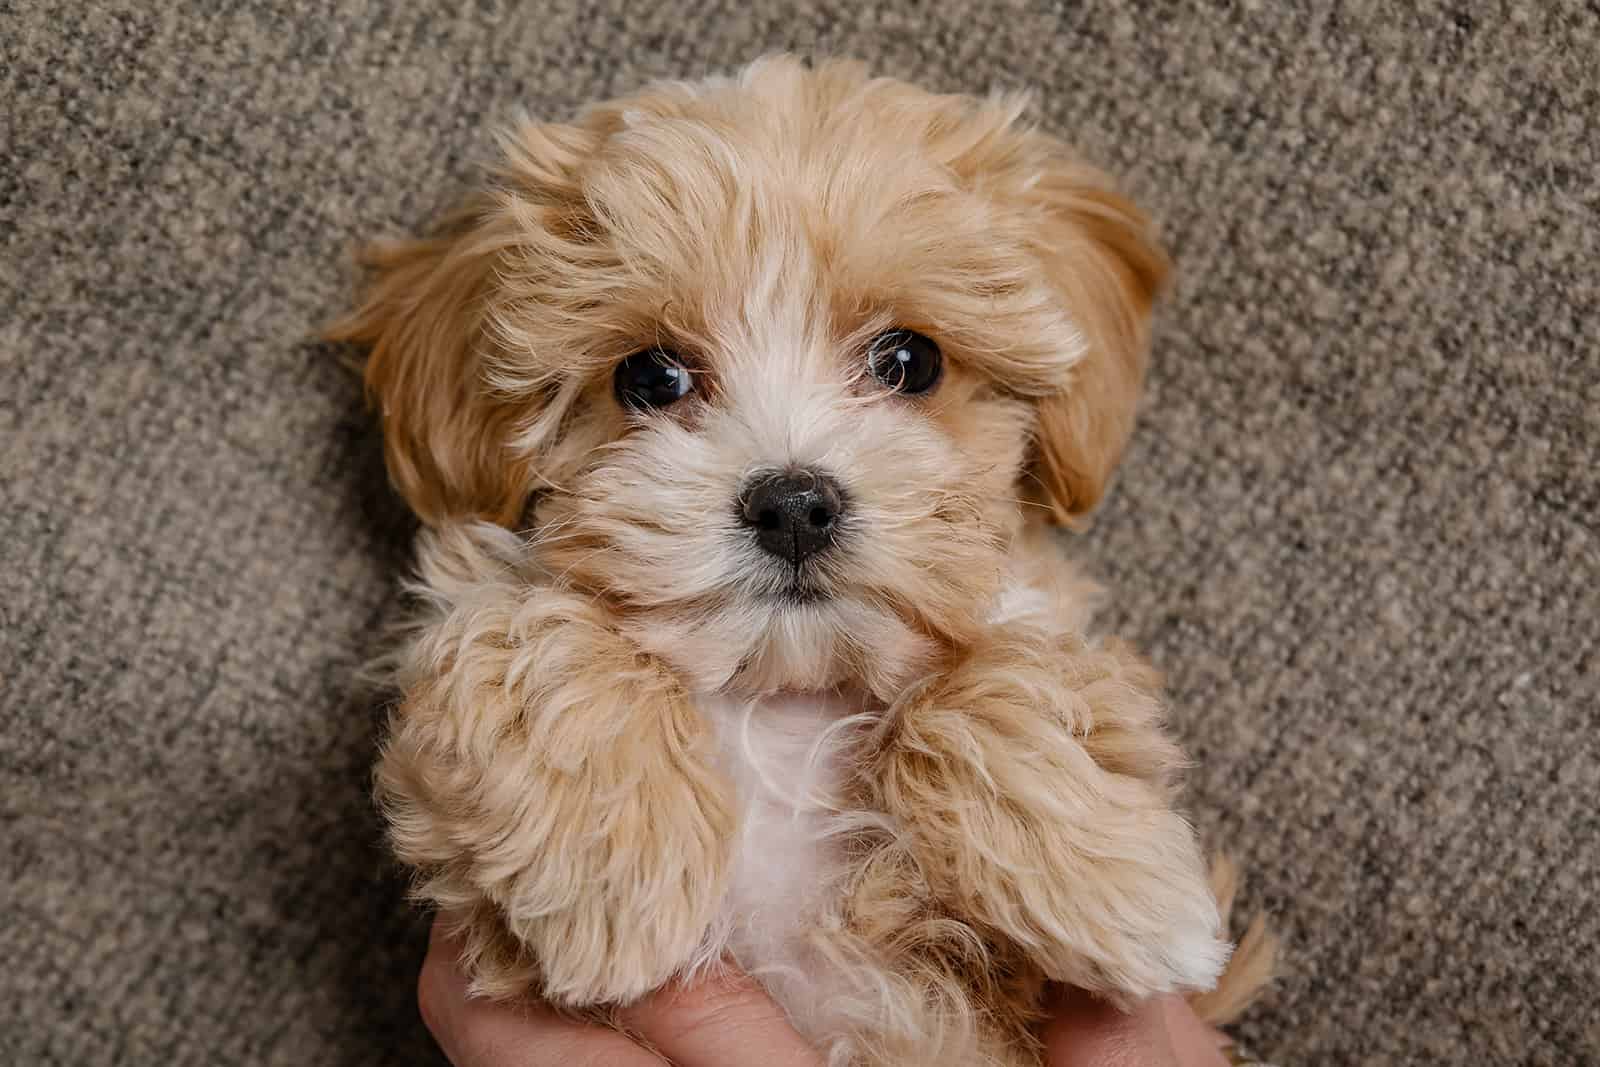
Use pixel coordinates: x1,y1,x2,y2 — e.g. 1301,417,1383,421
1044,991,1230,1067
621,967,824,1067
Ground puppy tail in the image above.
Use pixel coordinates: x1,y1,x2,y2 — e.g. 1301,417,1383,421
1189,855,1279,1026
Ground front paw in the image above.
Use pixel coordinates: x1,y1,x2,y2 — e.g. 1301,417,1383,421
503,741,732,1006
1027,805,1231,999
389,696,731,1006
874,632,1229,1001
377,563,733,1007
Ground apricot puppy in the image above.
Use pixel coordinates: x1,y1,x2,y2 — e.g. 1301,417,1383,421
335,56,1269,1067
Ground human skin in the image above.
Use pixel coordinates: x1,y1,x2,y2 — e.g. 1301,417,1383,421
417,920,1233,1067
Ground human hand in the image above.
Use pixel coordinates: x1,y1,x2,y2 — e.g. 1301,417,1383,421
1043,988,1237,1066
418,919,822,1066
419,918,1240,1066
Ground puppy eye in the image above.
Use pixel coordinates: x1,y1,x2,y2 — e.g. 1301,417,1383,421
867,330,942,395
614,348,696,410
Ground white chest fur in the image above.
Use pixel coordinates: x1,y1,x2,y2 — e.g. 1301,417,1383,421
689,582,1084,1046
688,575,1100,1049
696,688,882,1044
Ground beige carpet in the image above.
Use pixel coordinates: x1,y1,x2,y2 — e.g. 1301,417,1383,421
4,2,1597,1064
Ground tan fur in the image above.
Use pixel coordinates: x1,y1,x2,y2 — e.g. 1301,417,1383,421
335,57,1272,1065
325,203,534,526
1193,856,1280,1026
1025,179,1170,522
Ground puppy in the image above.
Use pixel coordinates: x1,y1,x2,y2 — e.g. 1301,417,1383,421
333,56,1272,1066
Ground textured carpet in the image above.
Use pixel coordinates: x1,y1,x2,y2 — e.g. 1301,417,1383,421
4,2,1596,1064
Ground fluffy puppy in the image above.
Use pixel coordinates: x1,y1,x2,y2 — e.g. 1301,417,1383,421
333,56,1272,1067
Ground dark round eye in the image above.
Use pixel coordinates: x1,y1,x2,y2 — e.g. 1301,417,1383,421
614,348,696,410
867,330,942,394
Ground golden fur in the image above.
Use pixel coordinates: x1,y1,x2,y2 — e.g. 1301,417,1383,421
331,56,1274,1065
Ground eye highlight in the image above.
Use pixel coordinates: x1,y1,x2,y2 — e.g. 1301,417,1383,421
614,348,696,411
867,329,942,395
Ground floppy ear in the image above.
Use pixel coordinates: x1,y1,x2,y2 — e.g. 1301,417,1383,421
326,120,605,527
1023,164,1169,524
326,202,530,526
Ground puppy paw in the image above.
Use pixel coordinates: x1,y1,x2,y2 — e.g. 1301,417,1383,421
1038,807,1231,1000
517,881,722,1005
377,571,733,1007
505,748,733,1006
873,629,1229,1003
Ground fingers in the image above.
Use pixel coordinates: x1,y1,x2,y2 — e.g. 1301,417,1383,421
423,915,1236,1067
1043,992,1179,1067
419,921,665,1067
621,968,826,1067
1157,996,1236,1067
420,919,822,1067
1044,990,1231,1067
422,914,1241,1067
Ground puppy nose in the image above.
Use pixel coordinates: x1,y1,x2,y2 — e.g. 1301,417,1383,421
740,470,845,565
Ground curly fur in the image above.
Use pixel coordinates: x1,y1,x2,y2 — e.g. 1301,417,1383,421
332,56,1274,1066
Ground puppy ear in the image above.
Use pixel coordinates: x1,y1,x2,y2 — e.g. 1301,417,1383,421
327,203,529,526
1023,165,1169,524
327,121,602,527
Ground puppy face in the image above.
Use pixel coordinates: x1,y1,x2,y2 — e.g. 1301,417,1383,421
334,58,1166,697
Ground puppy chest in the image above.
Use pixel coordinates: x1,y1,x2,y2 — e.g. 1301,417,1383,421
700,691,872,986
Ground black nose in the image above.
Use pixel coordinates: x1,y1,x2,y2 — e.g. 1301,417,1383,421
739,470,845,565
